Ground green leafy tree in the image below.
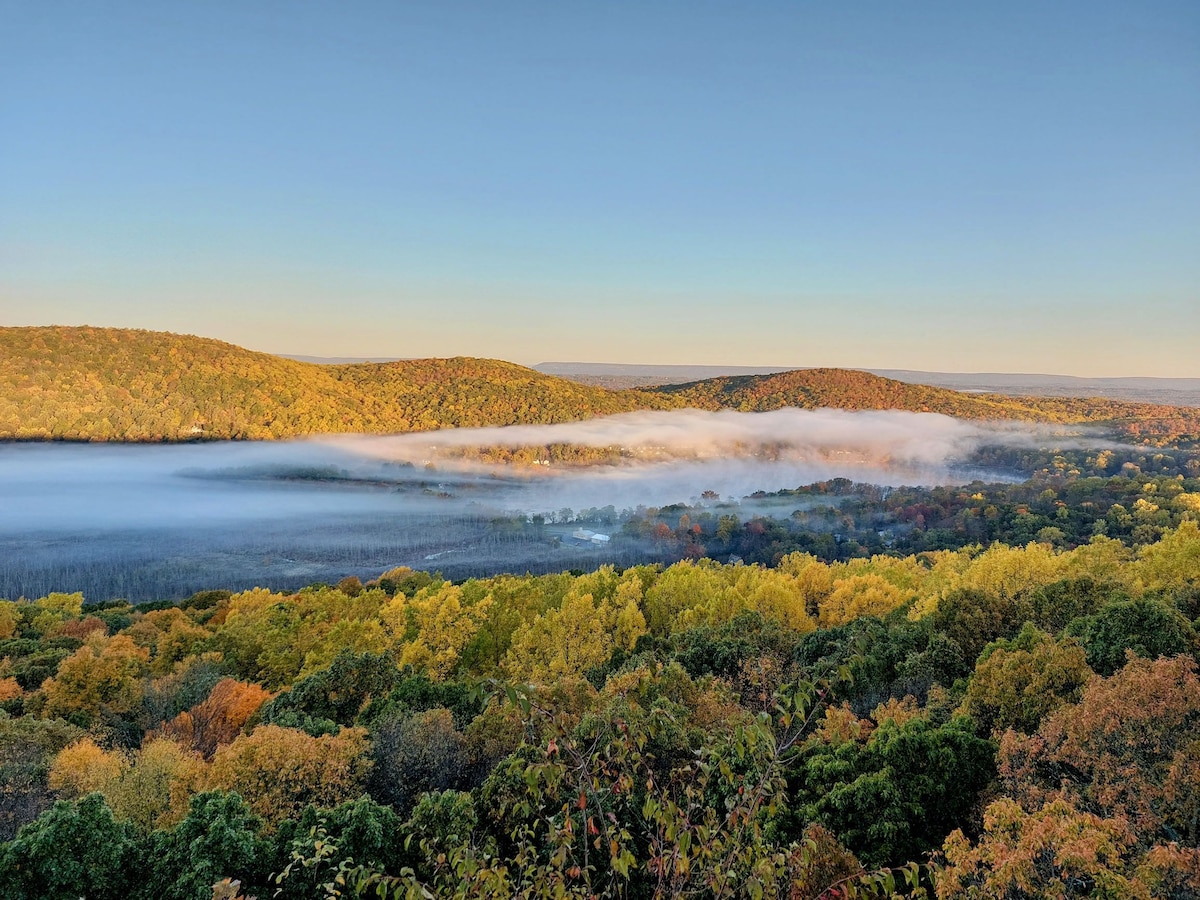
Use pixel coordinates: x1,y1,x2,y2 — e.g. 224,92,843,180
0,794,139,900
792,716,996,868
1065,597,1198,676
368,708,467,816
151,791,267,900
273,797,403,900
0,713,82,840
261,650,398,735
960,624,1092,736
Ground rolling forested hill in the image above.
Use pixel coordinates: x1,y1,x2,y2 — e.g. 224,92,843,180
650,368,1200,445
0,327,671,440
1,326,1198,443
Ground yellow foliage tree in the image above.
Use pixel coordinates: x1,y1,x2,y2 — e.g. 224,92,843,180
959,626,1091,737
726,566,815,633
124,608,213,677
644,560,733,634
300,617,390,677
207,724,371,824
818,574,908,627
1174,492,1200,514
48,737,124,798
958,542,1068,600
106,737,206,831
49,736,205,831
34,592,84,620
870,695,925,729
0,601,19,640
815,703,874,746
41,634,149,727
1062,535,1135,585
506,592,609,682
1131,519,1200,593
909,548,977,619
778,552,836,616
216,586,390,687
613,581,648,652
395,584,492,680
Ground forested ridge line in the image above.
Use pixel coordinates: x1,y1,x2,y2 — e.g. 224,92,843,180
1,522,1199,897
2,325,1199,444
655,368,1200,446
0,326,672,441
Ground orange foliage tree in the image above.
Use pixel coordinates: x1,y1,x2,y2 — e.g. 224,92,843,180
160,678,273,758
938,798,1149,899
999,654,1200,846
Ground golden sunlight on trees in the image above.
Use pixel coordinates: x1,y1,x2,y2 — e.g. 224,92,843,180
819,574,908,627
160,678,274,758
41,634,149,727
507,591,610,681
389,583,493,680
206,724,371,824
6,521,1200,897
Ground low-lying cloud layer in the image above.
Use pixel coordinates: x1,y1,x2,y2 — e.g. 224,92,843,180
0,408,1102,600
1,408,1090,534
331,408,1090,500
329,407,1001,468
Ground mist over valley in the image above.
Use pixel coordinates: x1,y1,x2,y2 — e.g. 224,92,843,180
1,408,1064,601
0,329,1192,603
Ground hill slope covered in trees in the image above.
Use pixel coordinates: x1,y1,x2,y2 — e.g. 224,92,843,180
0,327,670,440
2,326,1198,444
653,368,1200,443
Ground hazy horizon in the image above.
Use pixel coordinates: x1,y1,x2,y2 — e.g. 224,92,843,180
286,353,1200,386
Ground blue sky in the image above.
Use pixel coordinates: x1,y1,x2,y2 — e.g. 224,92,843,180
2,0,1197,375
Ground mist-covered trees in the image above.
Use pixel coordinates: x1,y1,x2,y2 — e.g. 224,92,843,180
632,454,1200,569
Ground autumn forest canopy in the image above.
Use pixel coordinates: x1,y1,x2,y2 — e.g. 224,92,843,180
2,526,1200,898
2,325,1200,898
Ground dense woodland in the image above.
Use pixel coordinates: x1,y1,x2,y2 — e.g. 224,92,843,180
1,518,1199,898
622,446,1200,565
2,326,1199,445
4,325,1200,898
0,327,667,441
659,370,1200,447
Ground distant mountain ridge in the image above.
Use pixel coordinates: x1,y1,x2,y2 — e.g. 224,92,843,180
1,326,1197,444
536,362,1200,406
